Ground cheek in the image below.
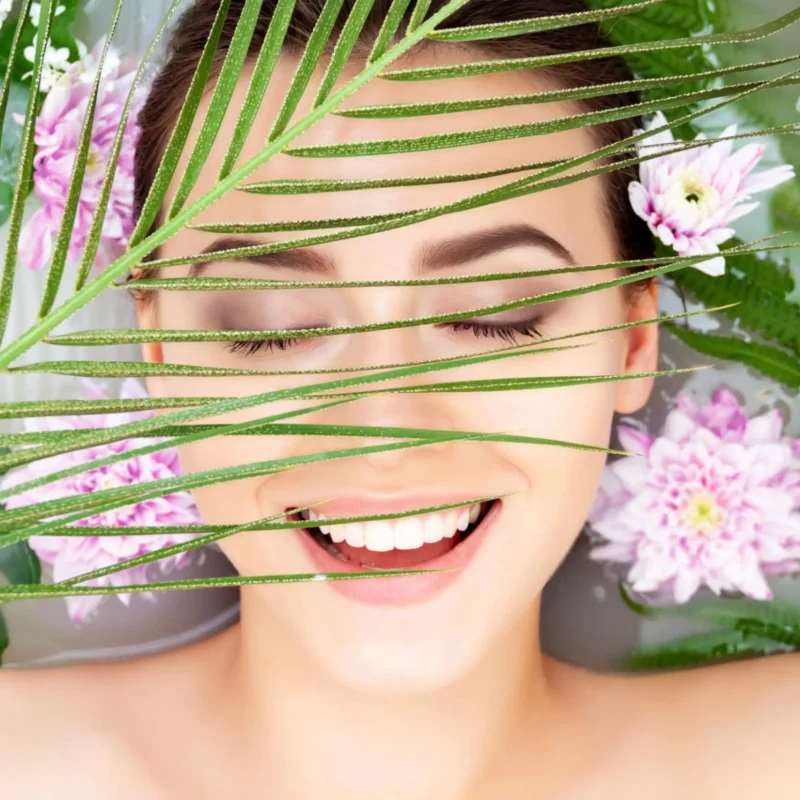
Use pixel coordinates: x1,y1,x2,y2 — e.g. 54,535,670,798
470,340,622,579
175,421,301,524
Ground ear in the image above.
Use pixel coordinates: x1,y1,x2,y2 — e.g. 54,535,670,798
614,278,659,415
134,293,167,401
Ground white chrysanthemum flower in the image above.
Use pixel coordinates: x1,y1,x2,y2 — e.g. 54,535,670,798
29,2,66,27
23,32,74,92
628,111,796,277
0,0,14,28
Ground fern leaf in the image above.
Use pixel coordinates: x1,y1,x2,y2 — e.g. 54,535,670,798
667,324,800,387
675,251,799,352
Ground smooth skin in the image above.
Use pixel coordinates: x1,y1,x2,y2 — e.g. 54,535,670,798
2,44,798,799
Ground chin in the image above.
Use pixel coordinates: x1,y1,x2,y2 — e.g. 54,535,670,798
315,631,487,695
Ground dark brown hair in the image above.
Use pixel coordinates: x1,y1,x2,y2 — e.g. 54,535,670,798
133,0,655,282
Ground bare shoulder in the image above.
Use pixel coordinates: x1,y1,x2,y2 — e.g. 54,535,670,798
611,653,800,797
0,660,170,799
551,652,800,799
657,653,800,796
0,627,236,799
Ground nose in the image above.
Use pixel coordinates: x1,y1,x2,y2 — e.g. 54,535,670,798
350,388,458,467
327,328,459,469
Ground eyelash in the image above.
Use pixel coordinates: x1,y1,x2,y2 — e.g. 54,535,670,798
224,318,545,357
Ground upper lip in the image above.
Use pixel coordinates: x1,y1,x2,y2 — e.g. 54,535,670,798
287,494,500,519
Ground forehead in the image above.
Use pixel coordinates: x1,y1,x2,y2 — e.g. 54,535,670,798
161,46,616,267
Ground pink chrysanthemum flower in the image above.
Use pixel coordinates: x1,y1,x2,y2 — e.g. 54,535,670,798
19,40,144,273
588,388,800,604
0,379,204,624
628,111,796,277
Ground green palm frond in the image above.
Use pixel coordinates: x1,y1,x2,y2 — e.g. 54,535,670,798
0,0,798,621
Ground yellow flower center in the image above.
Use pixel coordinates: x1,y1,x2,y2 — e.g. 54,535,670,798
97,473,122,491
681,174,708,204
683,491,723,536
86,144,103,175
677,172,719,218
663,169,720,225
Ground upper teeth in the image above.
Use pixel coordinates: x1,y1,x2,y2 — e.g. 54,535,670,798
300,503,483,552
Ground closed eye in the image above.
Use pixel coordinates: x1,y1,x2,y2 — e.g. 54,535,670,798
224,318,545,357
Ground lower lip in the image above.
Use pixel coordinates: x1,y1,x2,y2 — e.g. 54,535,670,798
295,501,501,606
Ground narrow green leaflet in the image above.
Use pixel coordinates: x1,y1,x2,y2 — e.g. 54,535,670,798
37,0,125,318
167,0,265,219
0,420,625,457
55,496,511,588
266,0,348,140
0,610,6,665
125,244,789,288
0,301,740,434
0,444,41,664
311,0,377,109
0,82,29,228
0,568,444,604
0,0,56,346
3,372,616,498
1,365,688,507
72,0,185,291
40,255,772,346
0,329,601,472
236,157,577,194
302,368,706,400
406,0,433,34
378,5,800,81
283,84,800,158
0,0,34,155
2,307,735,410
17,496,511,539
0,432,500,541
366,0,414,64
335,56,800,118
217,0,295,180
426,0,667,41
140,118,800,273
129,0,234,247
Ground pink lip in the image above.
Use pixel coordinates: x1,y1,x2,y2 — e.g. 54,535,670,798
294,498,501,606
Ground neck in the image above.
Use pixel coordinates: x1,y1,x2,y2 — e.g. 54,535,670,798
220,590,573,799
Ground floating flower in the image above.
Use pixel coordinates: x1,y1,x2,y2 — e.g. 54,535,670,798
0,0,13,28
589,388,800,604
0,379,204,624
628,111,796,277
29,2,66,27
22,32,74,92
19,39,144,272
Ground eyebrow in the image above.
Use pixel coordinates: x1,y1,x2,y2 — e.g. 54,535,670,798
188,222,577,278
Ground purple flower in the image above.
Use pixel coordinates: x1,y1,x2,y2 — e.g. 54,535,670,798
19,41,144,273
628,111,796,277
589,388,800,604
0,379,204,624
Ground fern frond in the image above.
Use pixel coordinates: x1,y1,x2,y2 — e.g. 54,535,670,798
667,324,800,388
675,249,800,352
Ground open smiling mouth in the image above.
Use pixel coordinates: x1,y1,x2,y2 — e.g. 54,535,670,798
287,500,497,571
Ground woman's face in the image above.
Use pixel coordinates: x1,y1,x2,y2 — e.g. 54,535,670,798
137,47,658,692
